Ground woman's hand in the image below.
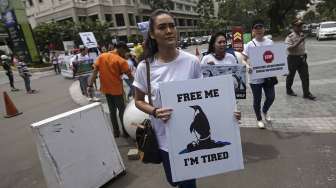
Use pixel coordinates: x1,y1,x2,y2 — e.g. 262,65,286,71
247,64,253,74
154,108,173,123
207,61,215,65
234,111,241,122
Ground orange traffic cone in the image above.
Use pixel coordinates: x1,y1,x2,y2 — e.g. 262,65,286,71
3,91,22,118
195,47,200,57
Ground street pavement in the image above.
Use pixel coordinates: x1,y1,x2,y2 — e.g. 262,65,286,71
0,38,335,188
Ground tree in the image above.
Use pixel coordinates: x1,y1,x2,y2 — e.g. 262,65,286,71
316,0,336,20
303,10,318,23
196,0,215,31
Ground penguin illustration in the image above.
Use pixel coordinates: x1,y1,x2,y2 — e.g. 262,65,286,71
179,105,231,154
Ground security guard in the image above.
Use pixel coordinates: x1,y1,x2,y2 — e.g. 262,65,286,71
285,18,316,100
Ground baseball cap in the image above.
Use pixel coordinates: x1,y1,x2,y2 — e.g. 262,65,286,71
252,19,265,29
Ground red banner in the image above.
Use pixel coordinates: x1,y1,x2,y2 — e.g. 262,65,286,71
232,27,244,52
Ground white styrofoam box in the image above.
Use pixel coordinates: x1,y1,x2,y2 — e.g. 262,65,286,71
31,102,125,188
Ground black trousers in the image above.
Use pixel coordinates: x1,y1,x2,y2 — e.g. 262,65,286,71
6,72,15,88
286,54,310,96
105,94,126,136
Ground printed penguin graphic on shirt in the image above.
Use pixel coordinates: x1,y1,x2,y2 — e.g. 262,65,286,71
179,105,231,154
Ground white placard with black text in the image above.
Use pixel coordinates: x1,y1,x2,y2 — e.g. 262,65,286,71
160,75,244,182
248,44,288,80
79,32,98,48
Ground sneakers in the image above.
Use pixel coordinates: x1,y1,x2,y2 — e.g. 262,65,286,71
262,112,271,122
11,88,20,92
257,121,265,129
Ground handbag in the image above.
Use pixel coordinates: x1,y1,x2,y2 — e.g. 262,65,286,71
135,60,162,164
264,77,278,87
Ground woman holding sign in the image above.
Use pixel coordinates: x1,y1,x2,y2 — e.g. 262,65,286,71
201,32,237,65
241,20,275,129
133,10,241,188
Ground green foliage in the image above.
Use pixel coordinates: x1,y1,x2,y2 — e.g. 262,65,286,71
316,0,336,21
303,10,319,23
196,0,215,30
33,21,112,52
148,0,174,11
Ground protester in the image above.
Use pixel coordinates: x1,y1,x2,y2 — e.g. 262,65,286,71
51,51,61,74
285,18,316,100
133,10,241,188
70,45,91,97
122,51,137,99
241,19,275,129
17,56,37,94
87,42,133,138
201,32,237,65
0,55,19,91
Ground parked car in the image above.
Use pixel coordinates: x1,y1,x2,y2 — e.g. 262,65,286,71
316,21,336,41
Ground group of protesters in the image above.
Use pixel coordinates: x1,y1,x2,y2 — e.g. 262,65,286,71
83,9,317,188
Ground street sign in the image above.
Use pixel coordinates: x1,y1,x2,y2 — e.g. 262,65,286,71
79,32,98,48
232,26,244,52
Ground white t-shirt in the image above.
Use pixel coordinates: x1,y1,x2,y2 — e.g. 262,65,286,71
70,53,91,67
122,59,136,79
133,50,202,151
200,53,237,65
242,37,274,84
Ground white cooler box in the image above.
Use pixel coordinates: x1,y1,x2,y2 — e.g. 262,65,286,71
31,102,125,188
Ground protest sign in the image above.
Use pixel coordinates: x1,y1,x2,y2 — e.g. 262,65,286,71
73,58,94,77
137,21,149,38
201,64,246,99
79,32,98,48
249,44,288,80
160,75,244,182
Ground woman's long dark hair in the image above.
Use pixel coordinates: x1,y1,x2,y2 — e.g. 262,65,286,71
143,9,175,62
207,32,226,54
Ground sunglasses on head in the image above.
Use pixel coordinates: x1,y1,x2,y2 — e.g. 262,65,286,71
253,24,264,29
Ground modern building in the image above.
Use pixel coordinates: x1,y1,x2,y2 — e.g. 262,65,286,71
24,0,202,41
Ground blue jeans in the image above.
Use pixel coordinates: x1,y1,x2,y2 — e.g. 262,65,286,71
160,150,197,188
21,76,31,92
250,83,275,121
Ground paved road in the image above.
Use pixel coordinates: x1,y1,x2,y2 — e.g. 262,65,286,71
0,38,335,188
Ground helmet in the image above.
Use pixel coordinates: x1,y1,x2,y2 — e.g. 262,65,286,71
1,55,8,60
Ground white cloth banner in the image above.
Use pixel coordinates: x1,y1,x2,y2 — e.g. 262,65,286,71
160,75,244,182
79,32,98,48
249,43,288,80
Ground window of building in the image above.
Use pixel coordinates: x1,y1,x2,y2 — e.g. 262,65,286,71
128,13,135,26
140,0,149,5
89,14,98,22
185,5,191,11
126,0,131,4
187,19,192,26
115,14,125,26
178,19,185,26
176,3,183,10
38,0,43,3
27,0,33,6
105,14,113,22
135,16,140,24
193,20,198,26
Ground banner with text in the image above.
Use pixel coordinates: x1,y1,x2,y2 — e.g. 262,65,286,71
249,44,288,80
79,32,98,48
160,75,244,182
201,64,246,99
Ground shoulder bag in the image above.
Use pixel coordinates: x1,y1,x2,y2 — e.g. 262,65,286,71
135,60,162,164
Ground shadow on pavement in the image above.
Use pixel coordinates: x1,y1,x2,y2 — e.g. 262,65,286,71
242,142,279,164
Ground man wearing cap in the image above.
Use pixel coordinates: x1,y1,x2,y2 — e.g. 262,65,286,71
87,42,133,138
285,18,316,100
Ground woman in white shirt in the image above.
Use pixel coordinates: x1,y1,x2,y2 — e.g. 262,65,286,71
242,19,275,129
201,32,237,65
